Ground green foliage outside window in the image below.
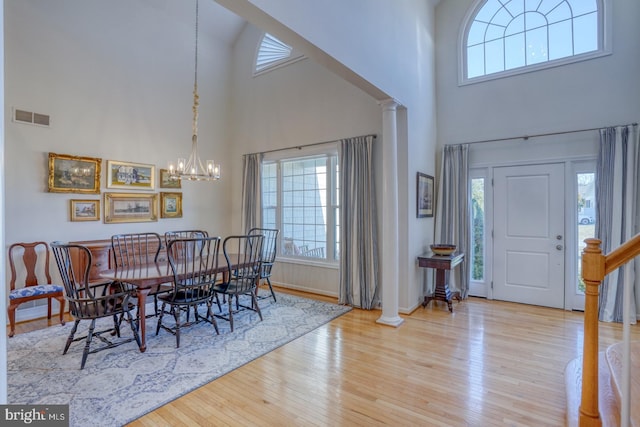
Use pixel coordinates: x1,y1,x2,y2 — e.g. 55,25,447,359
471,179,484,281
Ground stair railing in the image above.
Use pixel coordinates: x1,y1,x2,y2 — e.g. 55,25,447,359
580,234,640,427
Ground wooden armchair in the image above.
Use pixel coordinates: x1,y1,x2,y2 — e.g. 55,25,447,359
51,242,141,369
111,232,167,317
248,228,279,302
156,236,221,347
8,241,65,337
213,235,264,332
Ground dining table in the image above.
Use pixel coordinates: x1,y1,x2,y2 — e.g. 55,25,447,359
100,253,241,352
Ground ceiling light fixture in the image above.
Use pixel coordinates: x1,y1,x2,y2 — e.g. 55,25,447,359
168,0,221,181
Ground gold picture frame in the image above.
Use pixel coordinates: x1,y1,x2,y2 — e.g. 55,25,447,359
159,169,181,189
48,153,101,194
106,160,155,190
104,192,158,224
160,192,183,218
70,199,100,221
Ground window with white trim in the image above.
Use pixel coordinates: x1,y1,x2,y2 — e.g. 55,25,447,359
261,153,339,262
254,33,305,76
463,0,607,83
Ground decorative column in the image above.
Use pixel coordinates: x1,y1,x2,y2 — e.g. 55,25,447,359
376,99,404,327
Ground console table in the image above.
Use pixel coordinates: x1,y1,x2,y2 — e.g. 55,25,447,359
418,251,464,312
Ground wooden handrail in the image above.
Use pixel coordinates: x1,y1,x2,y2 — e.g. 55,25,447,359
579,233,640,426
605,233,640,275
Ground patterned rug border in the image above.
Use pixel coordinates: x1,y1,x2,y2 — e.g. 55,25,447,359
8,293,352,426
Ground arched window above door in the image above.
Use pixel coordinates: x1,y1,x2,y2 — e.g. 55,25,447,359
461,0,610,84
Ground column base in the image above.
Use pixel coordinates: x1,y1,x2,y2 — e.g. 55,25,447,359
376,315,404,327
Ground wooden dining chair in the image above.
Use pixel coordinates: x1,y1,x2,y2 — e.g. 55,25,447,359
213,234,264,332
248,228,279,302
7,241,65,337
111,232,168,317
50,242,141,369
156,236,221,347
165,230,220,316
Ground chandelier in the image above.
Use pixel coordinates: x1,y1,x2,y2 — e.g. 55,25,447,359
168,0,221,181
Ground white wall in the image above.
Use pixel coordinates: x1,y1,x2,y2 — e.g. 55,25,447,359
220,0,439,312
4,0,236,319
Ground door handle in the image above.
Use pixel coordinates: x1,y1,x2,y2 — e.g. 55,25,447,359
556,245,563,250
556,235,563,240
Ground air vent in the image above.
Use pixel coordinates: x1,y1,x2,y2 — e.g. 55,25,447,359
13,108,51,127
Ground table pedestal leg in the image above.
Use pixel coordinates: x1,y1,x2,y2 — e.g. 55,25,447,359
422,269,461,312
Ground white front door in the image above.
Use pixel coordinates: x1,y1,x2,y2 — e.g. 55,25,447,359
493,163,565,308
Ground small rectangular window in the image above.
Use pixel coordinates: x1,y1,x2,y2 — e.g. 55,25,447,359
471,178,485,281
577,172,596,295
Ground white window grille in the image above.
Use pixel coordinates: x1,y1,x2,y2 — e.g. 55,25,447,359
261,153,339,262
462,0,608,84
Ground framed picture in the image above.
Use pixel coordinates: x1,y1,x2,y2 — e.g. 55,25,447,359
159,168,181,189
106,160,155,190
48,153,101,194
160,192,183,218
417,172,434,218
103,192,158,224
70,199,100,221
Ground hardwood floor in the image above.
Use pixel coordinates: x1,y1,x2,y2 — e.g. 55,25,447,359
9,288,640,426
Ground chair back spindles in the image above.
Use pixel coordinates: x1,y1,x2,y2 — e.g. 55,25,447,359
248,228,279,301
50,244,88,308
166,236,220,301
165,230,209,247
111,232,162,268
225,234,263,294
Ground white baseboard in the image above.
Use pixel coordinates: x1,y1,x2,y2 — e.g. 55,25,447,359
270,281,338,299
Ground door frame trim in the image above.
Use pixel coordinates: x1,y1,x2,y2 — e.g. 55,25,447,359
470,156,596,311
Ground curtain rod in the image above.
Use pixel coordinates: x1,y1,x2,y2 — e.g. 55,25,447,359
449,122,638,146
244,134,377,157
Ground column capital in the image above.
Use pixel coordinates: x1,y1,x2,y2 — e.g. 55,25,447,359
377,98,399,111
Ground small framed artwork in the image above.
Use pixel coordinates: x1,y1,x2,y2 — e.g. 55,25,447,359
417,172,434,218
48,153,101,194
159,168,181,189
106,160,155,190
160,192,183,218
103,192,158,224
70,199,100,221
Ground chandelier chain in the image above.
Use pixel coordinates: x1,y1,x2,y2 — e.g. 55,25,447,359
192,0,199,138
167,0,220,181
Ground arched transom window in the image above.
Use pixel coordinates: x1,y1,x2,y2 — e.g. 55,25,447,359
463,0,607,82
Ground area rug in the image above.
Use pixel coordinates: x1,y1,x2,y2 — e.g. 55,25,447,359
7,293,351,426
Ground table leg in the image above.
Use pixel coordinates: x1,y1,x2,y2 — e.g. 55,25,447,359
136,288,150,352
422,268,456,312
